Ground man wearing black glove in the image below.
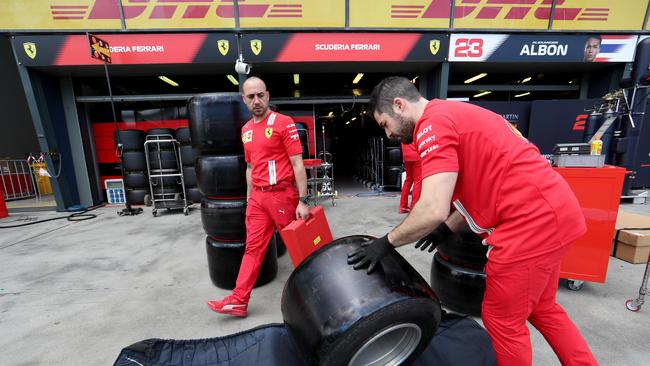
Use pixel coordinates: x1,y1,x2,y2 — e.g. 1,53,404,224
349,77,597,366
347,235,393,274
414,222,453,252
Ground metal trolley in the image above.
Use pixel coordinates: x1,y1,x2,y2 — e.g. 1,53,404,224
143,134,190,216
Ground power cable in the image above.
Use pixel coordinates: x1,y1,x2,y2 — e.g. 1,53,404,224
0,203,105,229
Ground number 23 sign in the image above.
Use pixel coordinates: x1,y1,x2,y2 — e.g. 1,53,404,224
449,34,508,62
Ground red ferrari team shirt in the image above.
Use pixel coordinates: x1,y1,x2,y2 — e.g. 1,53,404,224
401,142,420,162
414,100,586,263
242,112,302,187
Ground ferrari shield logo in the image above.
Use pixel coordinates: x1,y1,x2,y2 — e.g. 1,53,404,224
429,40,440,56
265,127,273,138
251,39,262,56
23,42,37,59
217,40,229,56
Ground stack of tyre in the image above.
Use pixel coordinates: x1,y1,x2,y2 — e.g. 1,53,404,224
116,129,149,205
383,138,403,190
189,93,281,290
145,128,186,205
430,226,488,316
295,122,310,159
174,127,201,204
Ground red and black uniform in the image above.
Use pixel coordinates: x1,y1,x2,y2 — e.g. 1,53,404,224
414,100,596,366
399,142,422,212
232,112,302,303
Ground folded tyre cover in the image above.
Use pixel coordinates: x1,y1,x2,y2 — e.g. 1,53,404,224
113,314,496,366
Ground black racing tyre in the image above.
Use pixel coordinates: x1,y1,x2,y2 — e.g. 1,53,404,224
148,150,178,170
195,155,246,198
281,235,442,366
383,166,403,189
153,185,180,196
175,127,191,144
386,138,401,147
436,226,489,269
150,171,180,187
430,252,486,317
125,188,148,205
185,186,201,204
301,143,309,160
188,93,250,154
146,128,175,150
386,147,403,165
122,151,147,171
182,165,197,187
296,122,309,145
274,230,286,257
206,236,278,290
123,172,148,189
114,129,145,151
180,145,199,166
201,198,246,241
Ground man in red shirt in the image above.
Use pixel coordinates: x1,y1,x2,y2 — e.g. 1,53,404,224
399,142,422,214
208,76,310,317
348,77,597,365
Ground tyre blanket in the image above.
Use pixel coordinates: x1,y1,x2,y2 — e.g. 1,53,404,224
113,313,496,366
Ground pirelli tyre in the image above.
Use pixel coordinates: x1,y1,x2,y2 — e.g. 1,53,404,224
185,186,201,204
153,185,180,200
180,145,199,166
383,166,403,190
196,155,246,198
201,198,246,241
274,230,286,257
114,129,145,151
182,165,197,187
386,147,403,165
123,172,148,189
430,252,486,317
188,93,250,154
125,188,148,205
148,150,178,170
146,128,175,150
281,235,442,366
174,127,191,145
122,151,147,171
436,226,488,269
206,236,278,290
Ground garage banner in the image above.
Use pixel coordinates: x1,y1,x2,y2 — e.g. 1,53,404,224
12,33,238,66
241,33,449,62
449,34,638,62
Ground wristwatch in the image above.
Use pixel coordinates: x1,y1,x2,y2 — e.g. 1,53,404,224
299,196,311,205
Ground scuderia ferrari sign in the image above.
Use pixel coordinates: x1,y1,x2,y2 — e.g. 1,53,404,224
449,33,637,62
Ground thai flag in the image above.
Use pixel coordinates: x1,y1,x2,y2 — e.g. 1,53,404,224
594,35,638,62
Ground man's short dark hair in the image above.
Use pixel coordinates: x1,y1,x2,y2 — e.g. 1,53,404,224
369,76,422,116
587,35,602,45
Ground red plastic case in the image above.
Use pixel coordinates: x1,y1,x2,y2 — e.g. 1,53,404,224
280,205,333,267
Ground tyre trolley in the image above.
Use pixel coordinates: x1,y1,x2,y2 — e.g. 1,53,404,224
144,134,190,216
626,250,649,312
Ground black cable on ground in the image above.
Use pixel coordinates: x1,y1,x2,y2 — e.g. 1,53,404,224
0,203,106,228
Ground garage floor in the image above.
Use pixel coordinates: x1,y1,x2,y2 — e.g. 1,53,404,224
1,185,649,365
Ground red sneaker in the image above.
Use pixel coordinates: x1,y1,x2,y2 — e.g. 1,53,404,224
207,296,248,317
399,208,411,214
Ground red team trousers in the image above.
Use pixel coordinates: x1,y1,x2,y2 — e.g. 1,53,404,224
231,181,298,303
482,243,599,366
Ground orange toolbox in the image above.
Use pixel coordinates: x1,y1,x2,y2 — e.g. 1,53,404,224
280,205,333,267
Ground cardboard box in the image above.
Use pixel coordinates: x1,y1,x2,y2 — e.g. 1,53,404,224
614,242,650,264
613,211,650,263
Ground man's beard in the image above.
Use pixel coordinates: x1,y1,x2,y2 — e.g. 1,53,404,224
394,114,416,144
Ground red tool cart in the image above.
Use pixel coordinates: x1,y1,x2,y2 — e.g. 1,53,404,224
555,165,627,290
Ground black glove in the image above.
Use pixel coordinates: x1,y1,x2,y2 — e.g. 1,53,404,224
415,223,453,253
347,235,393,274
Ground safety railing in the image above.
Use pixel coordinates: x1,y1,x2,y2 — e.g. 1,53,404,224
0,159,38,201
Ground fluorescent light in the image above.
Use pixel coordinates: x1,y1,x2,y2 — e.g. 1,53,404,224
351,117,357,121
411,76,419,84
293,74,300,85
227,75,239,86
515,92,530,98
464,73,487,84
353,73,364,84
293,90,301,98
473,91,491,98
345,121,351,125
521,76,532,83
158,76,178,87
327,111,334,117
